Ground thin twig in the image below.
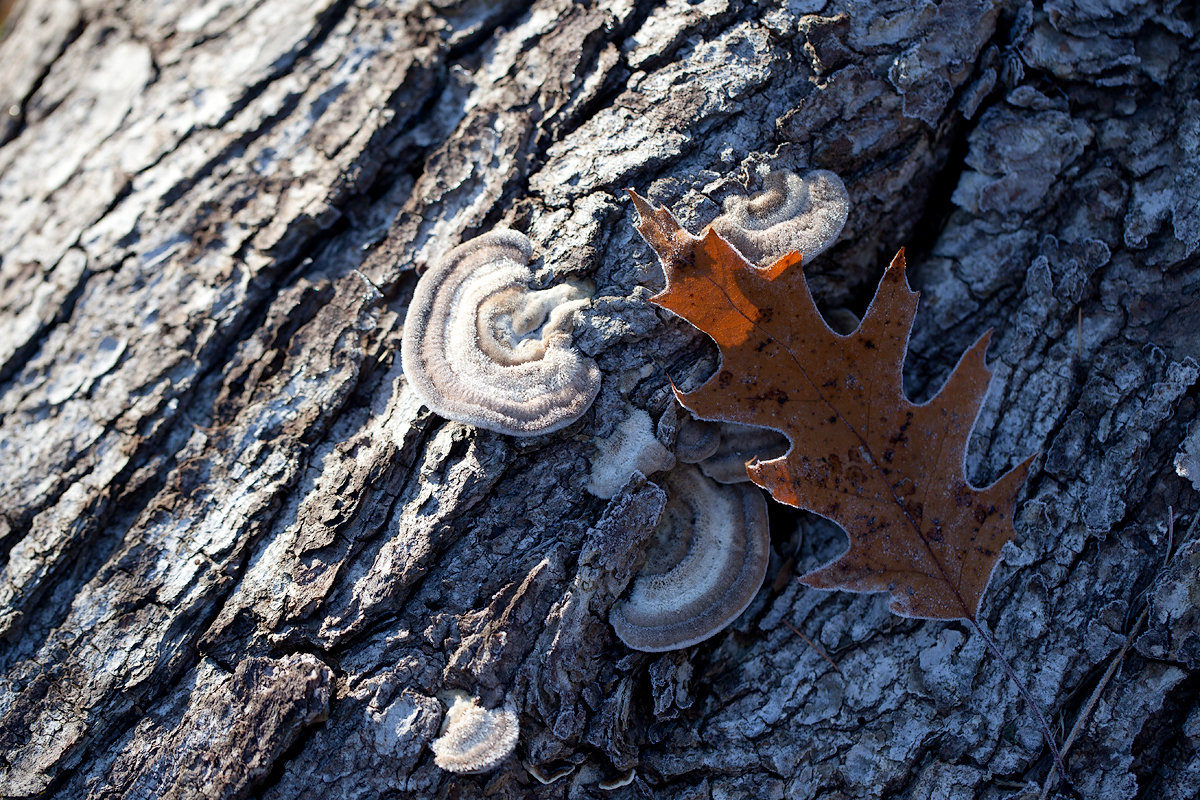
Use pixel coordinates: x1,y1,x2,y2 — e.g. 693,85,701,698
1036,507,1197,799
967,617,1069,785
1165,506,1175,569
1037,607,1149,800
784,619,843,677
1076,307,1082,360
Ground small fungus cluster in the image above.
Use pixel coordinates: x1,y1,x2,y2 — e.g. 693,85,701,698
401,229,601,436
600,170,851,651
707,169,849,267
397,167,855,781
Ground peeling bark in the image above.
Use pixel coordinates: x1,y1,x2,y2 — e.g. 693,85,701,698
1,1,1197,799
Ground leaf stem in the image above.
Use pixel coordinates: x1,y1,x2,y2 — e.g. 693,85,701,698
966,616,1069,788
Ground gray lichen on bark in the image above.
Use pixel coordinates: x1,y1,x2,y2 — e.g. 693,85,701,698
0,0,1197,799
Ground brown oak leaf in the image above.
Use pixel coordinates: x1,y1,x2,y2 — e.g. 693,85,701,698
629,190,1034,622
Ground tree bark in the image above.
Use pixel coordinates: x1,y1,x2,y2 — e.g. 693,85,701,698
1,1,1197,798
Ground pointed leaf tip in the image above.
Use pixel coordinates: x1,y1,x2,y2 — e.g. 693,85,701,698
883,247,911,285
626,188,656,220
628,189,697,268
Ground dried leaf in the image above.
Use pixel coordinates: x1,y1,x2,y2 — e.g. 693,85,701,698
629,190,1033,622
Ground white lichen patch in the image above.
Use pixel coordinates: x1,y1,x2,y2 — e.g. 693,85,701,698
586,408,675,498
707,169,849,266
431,694,519,774
401,229,601,436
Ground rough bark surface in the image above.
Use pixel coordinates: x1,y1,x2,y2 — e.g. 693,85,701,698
0,1,1197,798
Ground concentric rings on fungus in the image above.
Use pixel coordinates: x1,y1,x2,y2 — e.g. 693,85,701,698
610,465,770,652
707,169,849,267
401,229,601,436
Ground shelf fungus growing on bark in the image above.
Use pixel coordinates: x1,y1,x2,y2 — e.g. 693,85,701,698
707,169,849,267
698,423,790,484
586,407,675,498
673,414,721,464
431,694,520,774
610,465,769,651
401,229,601,436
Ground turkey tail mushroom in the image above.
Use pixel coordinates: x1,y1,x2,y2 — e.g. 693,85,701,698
706,169,849,267
610,465,770,651
401,229,601,436
586,407,675,498
431,694,519,774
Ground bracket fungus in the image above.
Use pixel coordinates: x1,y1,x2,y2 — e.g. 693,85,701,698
599,769,637,790
586,407,676,498
431,693,520,774
698,422,790,484
610,465,770,651
706,169,849,267
673,414,721,464
401,229,601,436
